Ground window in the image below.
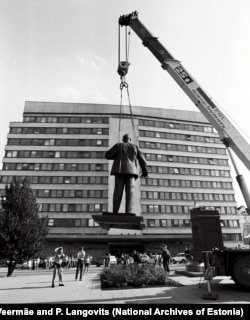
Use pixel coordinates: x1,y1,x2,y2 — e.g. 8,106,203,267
97,140,102,145
148,220,155,227
172,219,179,226
6,151,17,158
48,219,54,226
68,204,76,212
161,220,167,227
64,177,71,184
68,139,78,146
95,204,101,211
193,193,203,201
44,190,50,198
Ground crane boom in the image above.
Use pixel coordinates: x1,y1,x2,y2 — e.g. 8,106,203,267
119,11,250,172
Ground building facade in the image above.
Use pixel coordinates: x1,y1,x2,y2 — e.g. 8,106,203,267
0,102,242,259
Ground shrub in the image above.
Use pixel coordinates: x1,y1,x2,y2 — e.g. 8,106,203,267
100,264,167,289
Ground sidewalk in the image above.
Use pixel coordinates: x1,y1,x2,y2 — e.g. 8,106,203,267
0,266,250,304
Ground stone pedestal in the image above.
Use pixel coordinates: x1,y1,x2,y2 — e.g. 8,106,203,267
92,212,145,231
186,208,224,273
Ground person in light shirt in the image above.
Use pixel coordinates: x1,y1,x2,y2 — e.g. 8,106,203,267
75,246,86,281
52,247,65,287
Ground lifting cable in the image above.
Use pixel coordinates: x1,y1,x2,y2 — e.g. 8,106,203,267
117,23,137,145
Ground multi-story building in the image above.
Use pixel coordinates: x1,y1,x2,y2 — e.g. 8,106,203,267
0,102,242,259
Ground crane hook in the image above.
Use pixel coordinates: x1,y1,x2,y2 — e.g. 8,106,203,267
117,61,130,77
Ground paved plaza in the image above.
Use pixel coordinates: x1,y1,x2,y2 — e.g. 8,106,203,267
0,266,250,305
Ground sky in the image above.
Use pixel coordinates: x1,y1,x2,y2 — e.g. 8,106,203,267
1,0,250,206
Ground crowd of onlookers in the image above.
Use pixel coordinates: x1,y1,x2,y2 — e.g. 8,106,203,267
102,249,172,267
16,246,193,272
102,246,193,268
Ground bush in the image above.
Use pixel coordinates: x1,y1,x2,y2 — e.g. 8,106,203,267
100,264,167,289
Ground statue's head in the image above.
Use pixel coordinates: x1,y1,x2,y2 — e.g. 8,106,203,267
122,133,131,142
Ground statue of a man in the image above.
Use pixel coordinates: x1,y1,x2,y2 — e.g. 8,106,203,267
105,133,148,213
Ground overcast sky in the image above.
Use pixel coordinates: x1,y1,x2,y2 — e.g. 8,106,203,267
1,0,250,206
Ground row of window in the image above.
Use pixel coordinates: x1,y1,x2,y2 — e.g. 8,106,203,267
138,119,216,133
22,116,213,134
48,218,96,227
222,234,242,242
146,218,239,228
47,217,240,233
0,175,108,185
0,175,232,190
220,220,240,227
141,178,232,190
141,204,237,214
38,203,108,212
34,189,108,199
6,151,105,159
8,138,108,147
140,141,226,155
139,130,221,144
145,153,228,166
23,116,109,124
148,166,231,177
10,127,109,135
2,162,231,179
47,218,191,228
2,163,231,179
38,203,237,214
141,191,235,202
4,154,229,170
2,163,108,172
26,189,236,201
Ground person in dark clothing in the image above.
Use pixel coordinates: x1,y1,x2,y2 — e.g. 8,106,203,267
185,247,190,263
105,134,148,213
161,244,171,273
75,247,85,281
132,250,140,264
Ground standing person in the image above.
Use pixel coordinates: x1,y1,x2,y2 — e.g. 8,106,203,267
160,244,171,274
185,247,190,263
52,247,65,287
75,246,85,281
105,133,148,213
104,253,110,267
132,250,140,264
84,255,90,274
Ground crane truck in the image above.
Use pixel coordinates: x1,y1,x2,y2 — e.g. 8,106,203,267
119,11,250,290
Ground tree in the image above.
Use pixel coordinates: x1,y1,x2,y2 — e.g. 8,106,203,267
0,177,49,276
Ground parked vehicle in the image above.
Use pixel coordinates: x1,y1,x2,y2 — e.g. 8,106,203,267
172,253,187,264
140,253,155,264
139,253,149,263
15,261,31,269
109,255,117,265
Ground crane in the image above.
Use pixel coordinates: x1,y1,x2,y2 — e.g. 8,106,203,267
118,11,250,291
119,11,250,210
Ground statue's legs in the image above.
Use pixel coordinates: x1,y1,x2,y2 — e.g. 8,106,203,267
125,176,135,213
113,175,135,213
113,175,125,213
